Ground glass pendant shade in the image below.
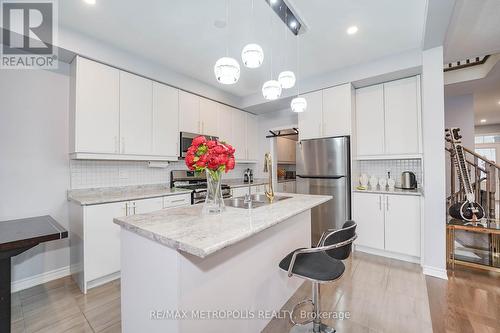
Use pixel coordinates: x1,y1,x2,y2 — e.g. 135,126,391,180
241,44,264,68
291,97,307,113
278,71,296,89
214,57,240,84
262,80,282,100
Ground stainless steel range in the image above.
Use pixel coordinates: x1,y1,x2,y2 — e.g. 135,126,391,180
170,170,232,204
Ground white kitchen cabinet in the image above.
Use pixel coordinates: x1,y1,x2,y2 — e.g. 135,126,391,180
384,195,421,257
119,71,153,155
384,76,420,155
179,90,200,134
280,181,296,193
246,113,259,161
217,104,233,143
298,90,323,140
199,97,218,136
353,192,421,258
152,82,179,157
355,84,385,156
355,76,421,158
85,201,127,283
163,194,191,208
322,84,353,137
71,56,120,154
232,110,247,160
353,193,385,250
70,194,192,293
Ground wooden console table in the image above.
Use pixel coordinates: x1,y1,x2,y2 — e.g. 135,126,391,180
0,215,68,333
447,218,500,273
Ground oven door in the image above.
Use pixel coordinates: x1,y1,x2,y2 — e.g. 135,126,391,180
180,132,218,157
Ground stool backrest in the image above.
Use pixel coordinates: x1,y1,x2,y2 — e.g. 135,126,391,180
324,220,357,260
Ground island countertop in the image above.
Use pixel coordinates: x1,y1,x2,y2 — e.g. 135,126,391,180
113,193,331,258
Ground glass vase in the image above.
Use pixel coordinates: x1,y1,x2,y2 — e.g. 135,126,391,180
203,169,225,214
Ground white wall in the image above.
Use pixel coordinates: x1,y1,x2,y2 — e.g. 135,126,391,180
444,94,475,148
475,124,500,134
0,65,71,283
421,46,447,279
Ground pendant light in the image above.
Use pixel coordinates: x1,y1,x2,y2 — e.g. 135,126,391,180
214,0,240,84
262,7,282,100
278,11,296,89
291,33,306,112
242,0,264,68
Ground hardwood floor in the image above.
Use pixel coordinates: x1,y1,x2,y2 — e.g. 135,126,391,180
10,251,500,332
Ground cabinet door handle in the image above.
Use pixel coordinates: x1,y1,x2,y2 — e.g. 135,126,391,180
133,202,137,215
378,196,382,210
125,202,129,216
386,196,389,211
121,137,125,153
170,198,186,204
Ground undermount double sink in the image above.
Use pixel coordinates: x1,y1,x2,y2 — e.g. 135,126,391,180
225,194,291,209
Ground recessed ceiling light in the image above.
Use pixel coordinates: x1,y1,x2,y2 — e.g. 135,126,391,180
290,21,297,29
480,119,487,123
347,26,358,35
498,100,500,105
83,0,96,5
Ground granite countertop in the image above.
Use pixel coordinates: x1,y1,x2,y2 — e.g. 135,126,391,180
114,193,331,258
68,184,192,206
353,188,423,196
224,178,268,188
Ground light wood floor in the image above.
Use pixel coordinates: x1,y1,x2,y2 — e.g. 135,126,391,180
10,251,500,332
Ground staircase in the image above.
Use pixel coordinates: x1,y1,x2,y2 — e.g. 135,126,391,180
445,142,500,220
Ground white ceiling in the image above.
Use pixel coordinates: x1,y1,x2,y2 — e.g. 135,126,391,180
59,0,426,98
445,59,500,125
444,0,500,63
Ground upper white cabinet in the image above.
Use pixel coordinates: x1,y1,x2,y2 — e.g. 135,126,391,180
298,90,323,141
232,109,247,160
199,97,218,136
179,90,200,134
152,82,179,157
246,113,259,161
217,104,233,143
355,76,421,158
384,77,420,155
119,71,153,155
355,84,385,156
298,83,353,141
70,56,179,161
322,84,353,137
71,57,120,154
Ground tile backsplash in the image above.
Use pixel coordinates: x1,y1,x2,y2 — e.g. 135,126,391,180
70,160,254,189
354,159,423,188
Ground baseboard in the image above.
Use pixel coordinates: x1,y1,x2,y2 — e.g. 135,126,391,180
354,245,421,264
11,266,71,293
422,265,448,280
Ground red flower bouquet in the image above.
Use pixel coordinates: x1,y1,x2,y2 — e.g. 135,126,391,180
185,136,236,214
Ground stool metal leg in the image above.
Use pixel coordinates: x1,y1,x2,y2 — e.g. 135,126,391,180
290,282,336,333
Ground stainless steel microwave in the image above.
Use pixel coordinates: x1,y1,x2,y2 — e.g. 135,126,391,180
179,132,218,158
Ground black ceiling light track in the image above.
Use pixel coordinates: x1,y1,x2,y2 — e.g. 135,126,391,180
266,128,299,138
265,0,303,35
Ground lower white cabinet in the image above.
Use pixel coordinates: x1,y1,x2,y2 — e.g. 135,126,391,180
353,192,421,258
70,193,191,293
277,181,296,193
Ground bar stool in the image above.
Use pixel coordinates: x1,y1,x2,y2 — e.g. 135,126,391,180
279,221,357,333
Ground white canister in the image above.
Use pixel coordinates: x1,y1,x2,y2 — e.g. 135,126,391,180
369,176,378,189
379,178,387,190
387,178,396,190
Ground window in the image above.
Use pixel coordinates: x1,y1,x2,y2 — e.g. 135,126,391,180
475,134,500,144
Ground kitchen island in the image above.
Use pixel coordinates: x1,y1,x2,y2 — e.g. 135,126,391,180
114,193,331,333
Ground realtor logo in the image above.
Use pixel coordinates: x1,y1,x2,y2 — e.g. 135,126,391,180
1,0,58,69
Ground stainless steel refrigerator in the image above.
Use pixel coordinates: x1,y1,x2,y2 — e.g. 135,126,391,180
296,136,351,245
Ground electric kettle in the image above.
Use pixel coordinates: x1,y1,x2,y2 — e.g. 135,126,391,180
400,171,417,190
